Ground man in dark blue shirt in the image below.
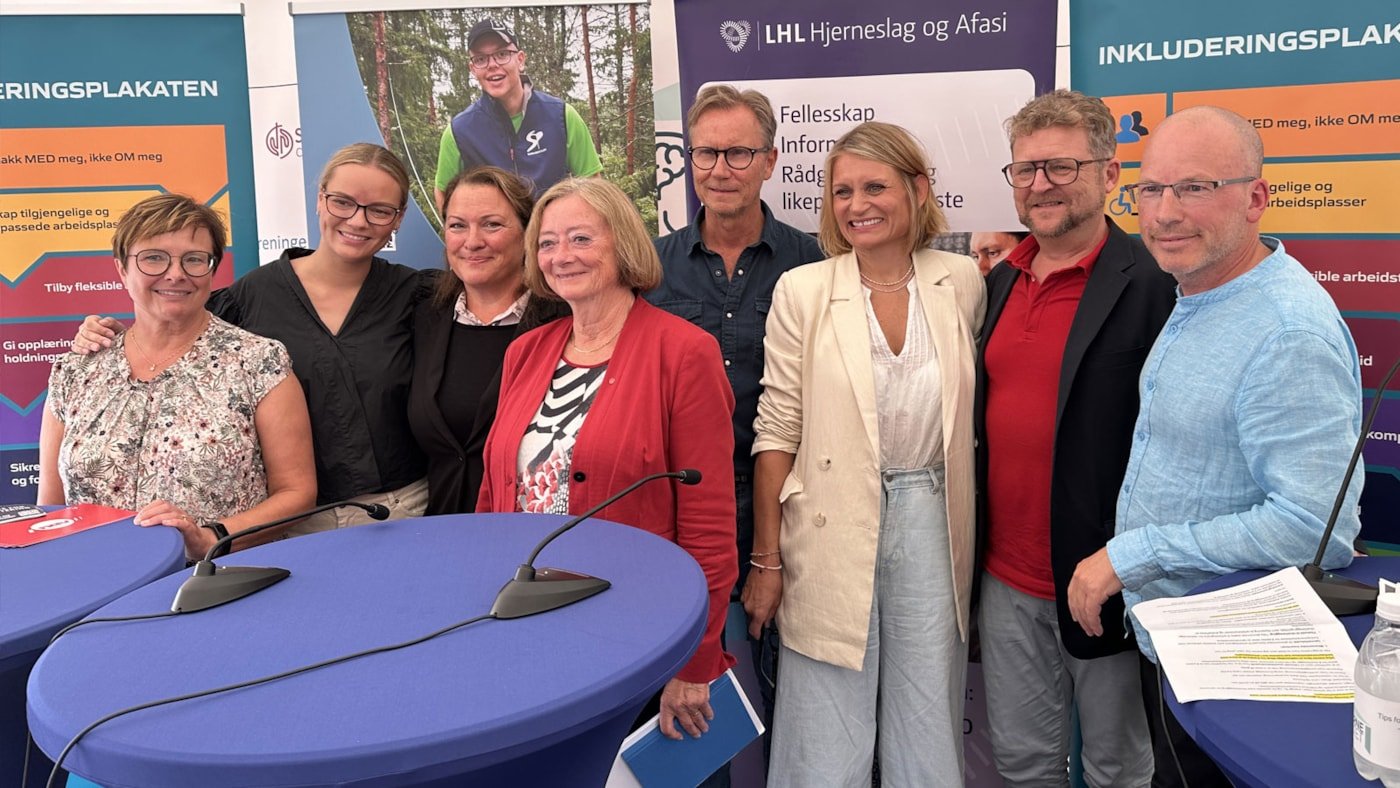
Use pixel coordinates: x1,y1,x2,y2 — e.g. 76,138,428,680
648,85,824,772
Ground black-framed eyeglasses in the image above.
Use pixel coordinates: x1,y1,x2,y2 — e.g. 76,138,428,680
687,146,771,171
1001,157,1110,187
469,49,519,69
321,191,401,225
128,250,218,277
1122,177,1257,204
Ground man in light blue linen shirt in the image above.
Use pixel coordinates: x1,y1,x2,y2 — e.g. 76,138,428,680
1066,105,1363,787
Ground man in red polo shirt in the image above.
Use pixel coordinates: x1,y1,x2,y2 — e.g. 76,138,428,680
973,90,1178,787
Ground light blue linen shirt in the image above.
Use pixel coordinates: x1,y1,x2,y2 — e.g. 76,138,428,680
1108,238,1363,662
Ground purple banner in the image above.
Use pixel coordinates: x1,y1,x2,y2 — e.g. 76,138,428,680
672,0,1057,233
676,1,1055,85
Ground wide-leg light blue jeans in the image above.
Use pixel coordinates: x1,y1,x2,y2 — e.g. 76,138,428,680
770,467,967,787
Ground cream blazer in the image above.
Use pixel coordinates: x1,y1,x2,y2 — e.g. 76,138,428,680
752,248,986,671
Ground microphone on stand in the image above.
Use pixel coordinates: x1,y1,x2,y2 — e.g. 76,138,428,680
490,469,702,619
170,501,391,613
1302,356,1399,616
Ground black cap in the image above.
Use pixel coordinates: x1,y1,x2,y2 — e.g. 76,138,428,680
468,18,518,51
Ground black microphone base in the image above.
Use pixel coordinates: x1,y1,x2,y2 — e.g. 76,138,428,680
490,567,610,619
171,565,291,613
1302,563,1377,616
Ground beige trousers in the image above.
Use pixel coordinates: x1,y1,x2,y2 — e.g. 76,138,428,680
282,477,429,538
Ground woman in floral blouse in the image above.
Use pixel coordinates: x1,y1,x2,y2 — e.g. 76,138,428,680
38,194,316,560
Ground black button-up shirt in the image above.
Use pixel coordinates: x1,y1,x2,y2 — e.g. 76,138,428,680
209,248,431,503
648,203,824,473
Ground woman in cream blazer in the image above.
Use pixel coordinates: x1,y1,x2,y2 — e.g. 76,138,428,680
746,122,985,787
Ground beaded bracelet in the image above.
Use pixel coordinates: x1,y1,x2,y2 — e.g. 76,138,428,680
751,550,781,557
749,559,783,571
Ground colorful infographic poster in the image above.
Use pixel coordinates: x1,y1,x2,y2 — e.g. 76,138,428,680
671,0,1057,234
0,14,257,504
1071,1,1400,543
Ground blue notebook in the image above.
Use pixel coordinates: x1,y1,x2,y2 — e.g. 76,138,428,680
608,669,763,788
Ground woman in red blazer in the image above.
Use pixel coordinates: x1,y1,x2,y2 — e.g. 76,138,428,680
477,178,737,742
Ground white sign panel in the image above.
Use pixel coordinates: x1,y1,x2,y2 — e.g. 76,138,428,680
248,84,310,261
717,69,1033,233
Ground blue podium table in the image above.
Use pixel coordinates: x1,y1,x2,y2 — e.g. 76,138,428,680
27,514,708,787
1167,558,1393,788
1,515,185,788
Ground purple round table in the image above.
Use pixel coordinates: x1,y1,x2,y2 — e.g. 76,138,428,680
1167,557,1393,788
1,515,186,788
28,513,707,787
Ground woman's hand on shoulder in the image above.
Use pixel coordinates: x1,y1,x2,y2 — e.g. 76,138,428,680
658,677,713,740
134,499,216,560
71,316,125,354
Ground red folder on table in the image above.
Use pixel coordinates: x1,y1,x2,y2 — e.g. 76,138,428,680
0,503,134,547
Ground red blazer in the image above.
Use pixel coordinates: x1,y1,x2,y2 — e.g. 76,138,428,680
478,297,738,683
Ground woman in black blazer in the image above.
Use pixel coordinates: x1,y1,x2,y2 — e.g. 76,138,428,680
408,167,568,514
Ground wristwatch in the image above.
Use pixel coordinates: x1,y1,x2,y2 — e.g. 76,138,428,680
201,521,232,559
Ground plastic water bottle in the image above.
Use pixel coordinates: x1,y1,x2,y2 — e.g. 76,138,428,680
1355,579,1400,785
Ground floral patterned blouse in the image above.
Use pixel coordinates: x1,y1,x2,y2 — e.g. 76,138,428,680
46,316,292,524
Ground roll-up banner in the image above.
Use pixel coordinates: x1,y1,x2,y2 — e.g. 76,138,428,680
0,12,256,503
669,0,1058,235
290,1,654,269
1072,0,1400,546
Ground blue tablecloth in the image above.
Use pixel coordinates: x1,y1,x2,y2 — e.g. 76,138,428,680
1,515,185,788
1168,558,1394,788
27,513,708,787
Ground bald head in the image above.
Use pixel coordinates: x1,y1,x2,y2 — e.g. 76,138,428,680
1148,106,1263,176
1136,105,1272,295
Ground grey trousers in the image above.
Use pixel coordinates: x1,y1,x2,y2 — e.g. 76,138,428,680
769,468,966,788
978,573,1153,788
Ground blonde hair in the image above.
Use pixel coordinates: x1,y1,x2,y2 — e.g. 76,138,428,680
1005,89,1117,160
818,121,946,256
524,178,662,298
317,142,411,208
686,84,778,148
112,193,226,268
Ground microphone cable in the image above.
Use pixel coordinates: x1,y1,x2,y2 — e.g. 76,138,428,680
48,610,180,645
45,611,497,788
1158,660,1191,788
38,489,675,784
20,730,37,788
20,612,184,785
32,500,396,785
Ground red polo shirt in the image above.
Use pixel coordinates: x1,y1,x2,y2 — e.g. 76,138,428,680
983,232,1106,599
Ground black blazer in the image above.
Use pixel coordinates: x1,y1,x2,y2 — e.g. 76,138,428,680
408,294,570,515
974,218,1178,659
